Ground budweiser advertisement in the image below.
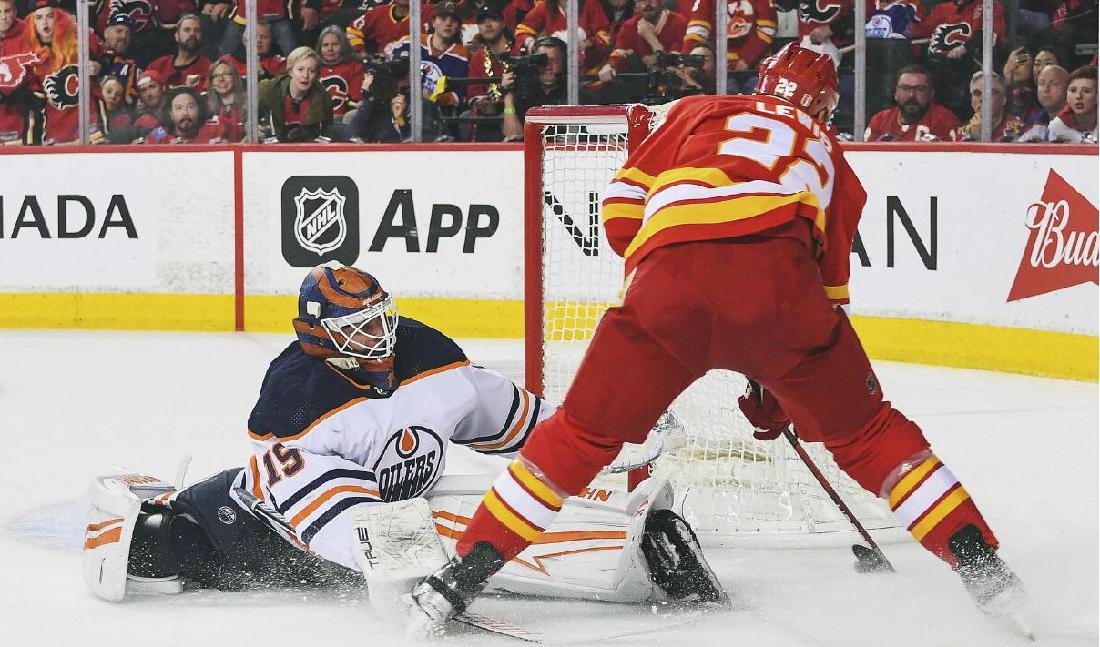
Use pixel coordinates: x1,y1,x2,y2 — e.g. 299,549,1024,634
844,151,1097,337
1007,169,1099,302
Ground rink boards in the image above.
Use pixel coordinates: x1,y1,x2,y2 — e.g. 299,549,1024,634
0,143,1096,380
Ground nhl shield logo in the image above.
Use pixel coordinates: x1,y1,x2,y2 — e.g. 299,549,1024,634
294,187,347,255
281,176,360,267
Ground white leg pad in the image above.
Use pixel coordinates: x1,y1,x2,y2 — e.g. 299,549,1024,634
428,475,675,603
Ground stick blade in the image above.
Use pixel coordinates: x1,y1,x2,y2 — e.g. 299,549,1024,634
851,544,894,573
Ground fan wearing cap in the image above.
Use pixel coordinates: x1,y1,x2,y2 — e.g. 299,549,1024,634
95,14,139,102
464,4,511,140
391,1,469,110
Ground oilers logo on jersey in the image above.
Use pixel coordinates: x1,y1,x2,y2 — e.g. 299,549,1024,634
374,426,444,502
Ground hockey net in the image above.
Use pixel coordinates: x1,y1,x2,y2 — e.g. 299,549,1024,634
523,105,898,548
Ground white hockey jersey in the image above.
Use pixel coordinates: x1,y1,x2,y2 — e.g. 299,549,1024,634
234,318,552,569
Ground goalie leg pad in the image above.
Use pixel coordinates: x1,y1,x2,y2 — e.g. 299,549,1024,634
641,509,728,605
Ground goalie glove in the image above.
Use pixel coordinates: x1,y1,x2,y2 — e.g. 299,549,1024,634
737,379,791,441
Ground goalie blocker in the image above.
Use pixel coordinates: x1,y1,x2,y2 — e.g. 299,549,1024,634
84,470,726,606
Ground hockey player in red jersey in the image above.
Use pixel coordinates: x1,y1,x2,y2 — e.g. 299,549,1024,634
409,43,1027,632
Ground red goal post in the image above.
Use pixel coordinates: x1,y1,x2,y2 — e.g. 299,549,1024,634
521,104,900,547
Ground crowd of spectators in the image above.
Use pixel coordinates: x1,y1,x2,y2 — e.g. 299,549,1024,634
0,0,1093,144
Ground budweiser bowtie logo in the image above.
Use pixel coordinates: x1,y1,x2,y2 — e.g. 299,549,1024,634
1007,169,1098,302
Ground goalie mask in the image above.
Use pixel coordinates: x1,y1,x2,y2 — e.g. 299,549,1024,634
293,261,400,390
756,43,840,124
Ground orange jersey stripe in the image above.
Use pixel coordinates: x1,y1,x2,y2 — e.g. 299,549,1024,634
399,359,471,387
468,390,531,451
86,518,124,532
84,527,123,549
289,484,379,527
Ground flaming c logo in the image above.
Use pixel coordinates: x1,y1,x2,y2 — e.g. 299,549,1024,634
1007,169,1099,302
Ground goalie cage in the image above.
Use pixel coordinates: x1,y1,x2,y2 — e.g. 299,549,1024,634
522,104,901,548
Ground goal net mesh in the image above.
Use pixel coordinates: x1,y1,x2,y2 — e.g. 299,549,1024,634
532,110,898,547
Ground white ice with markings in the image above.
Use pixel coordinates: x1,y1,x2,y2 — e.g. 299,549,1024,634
1,330,1096,646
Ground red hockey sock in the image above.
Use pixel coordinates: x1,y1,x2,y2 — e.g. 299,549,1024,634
827,406,999,569
884,453,998,568
455,458,567,562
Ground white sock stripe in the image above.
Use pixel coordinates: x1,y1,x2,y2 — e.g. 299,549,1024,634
492,470,558,530
893,465,960,528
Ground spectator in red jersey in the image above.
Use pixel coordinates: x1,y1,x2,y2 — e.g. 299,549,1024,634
865,64,960,141
26,0,108,144
513,0,610,71
205,57,245,141
134,68,167,126
598,0,688,81
103,67,163,141
223,21,289,80
910,0,1007,119
96,14,139,102
144,86,228,143
1017,63,1068,141
465,4,511,141
258,45,333,141
217,1,298,62
99,75,133,131
346,0,420,57
317,25,363,120
0,0,35,144
681,0,776,94
1047,65,1097,143
958,72,1024,141
146,14,213,90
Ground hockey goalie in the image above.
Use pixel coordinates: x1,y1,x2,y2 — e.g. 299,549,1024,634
83,261,726,614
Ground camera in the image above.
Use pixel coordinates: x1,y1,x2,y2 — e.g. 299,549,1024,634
500,52,549,100
363,53,410,78
643,51,707,104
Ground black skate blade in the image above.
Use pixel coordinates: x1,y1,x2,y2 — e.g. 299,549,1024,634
852,544,894,573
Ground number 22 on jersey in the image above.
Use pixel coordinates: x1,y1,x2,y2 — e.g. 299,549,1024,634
717,107,836,210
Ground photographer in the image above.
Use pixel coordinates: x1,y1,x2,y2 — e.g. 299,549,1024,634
499,36,592,140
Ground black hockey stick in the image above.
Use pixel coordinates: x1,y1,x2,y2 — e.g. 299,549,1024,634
781,427,895,573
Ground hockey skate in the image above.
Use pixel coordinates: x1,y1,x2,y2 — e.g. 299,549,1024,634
950,525,1034,639
406,541,505,628
641,509,728,605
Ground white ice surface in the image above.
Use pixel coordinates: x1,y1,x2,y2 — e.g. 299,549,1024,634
0,330,1096,646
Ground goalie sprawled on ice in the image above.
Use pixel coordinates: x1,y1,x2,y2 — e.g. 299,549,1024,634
83,261,725,610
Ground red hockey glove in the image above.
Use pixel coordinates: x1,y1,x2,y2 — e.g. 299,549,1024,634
737,380,791,441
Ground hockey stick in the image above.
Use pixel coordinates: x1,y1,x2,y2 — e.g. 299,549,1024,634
234,487,546,641
781,427,895,573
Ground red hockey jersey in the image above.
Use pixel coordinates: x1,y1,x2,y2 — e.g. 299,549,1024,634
319,61,364,116
864,103,960,141
609,11,688,70
682,0,777,68
146,54,213,91
602,94,867,304
910,0,1006,55
513,0,610,66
